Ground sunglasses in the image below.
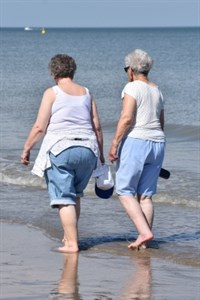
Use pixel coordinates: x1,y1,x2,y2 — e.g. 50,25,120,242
124,66,130,73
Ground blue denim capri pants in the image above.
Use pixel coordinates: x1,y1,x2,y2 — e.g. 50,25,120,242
116,137,165,197
45,146,97,208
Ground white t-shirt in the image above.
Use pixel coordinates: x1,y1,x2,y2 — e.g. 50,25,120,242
121,80,165,142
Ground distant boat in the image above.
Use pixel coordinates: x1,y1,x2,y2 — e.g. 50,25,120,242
41,27,46,35
24,27,33,31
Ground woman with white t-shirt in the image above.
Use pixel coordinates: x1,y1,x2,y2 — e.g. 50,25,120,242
21,54,104,253
109,49,165,249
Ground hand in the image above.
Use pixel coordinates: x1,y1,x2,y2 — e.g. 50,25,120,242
108,144,118,163
21,150,30,165
99,154,105,164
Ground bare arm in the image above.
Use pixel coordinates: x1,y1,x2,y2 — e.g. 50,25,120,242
90,97,105,163
21,88,55,165
109,94,137,162
160,109,164,131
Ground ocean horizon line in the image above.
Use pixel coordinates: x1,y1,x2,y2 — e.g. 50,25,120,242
1,25,199,30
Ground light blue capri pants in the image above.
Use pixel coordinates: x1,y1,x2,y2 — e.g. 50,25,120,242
116,137,165,197
45,146,97,208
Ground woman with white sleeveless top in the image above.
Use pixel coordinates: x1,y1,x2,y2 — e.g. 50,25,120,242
21,54,104,253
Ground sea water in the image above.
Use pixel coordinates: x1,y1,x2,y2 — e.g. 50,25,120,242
0,27,200,267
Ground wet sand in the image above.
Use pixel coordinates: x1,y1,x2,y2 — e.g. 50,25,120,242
1,222,200,300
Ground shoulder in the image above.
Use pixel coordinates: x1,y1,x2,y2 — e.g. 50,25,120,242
121,81,140,99
84,87,90,95
73,82,89,95
43,86,56,96
41,87,56,104
124,81,141,91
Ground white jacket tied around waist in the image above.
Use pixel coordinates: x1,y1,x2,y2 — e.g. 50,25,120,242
31,129,99,178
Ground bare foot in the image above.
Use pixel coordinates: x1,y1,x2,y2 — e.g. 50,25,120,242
139,240,150,249
128,233,153,250
58,245,79,253
139,243,148,249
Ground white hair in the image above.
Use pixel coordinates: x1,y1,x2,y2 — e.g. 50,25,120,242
125,49,153,75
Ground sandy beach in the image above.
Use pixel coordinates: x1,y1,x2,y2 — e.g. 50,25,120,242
1,222,200,300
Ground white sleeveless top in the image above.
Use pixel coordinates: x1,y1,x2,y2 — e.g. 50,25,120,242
47,85,93,132
31,85,99,177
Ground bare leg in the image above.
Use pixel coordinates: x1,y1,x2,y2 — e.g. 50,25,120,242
75,197,81,221
138,195,154,249
119,195,153,249
62,197,81,244
58,205,79,253
138,195,154,229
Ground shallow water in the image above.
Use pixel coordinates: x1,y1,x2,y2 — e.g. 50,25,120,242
1,183,200,268
0,27,199,207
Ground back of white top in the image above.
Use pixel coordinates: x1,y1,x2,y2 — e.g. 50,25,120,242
47,85,93,132
122,80,165,142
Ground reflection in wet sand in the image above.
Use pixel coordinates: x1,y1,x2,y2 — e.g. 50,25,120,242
120,255,152,300
52,253,81,300
53,250,152,300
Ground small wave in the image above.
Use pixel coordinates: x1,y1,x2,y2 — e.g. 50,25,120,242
0,160,46,188
102,123,200,142
0,171,46,188
153,194,200,208
1,159,199,209
165,124,200,142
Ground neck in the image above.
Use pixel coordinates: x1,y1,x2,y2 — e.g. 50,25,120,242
133,74,149,82
57,77,73,85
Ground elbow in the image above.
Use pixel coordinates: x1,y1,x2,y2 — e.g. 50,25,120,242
125,119,132,127
92,120,102,134
34,124,46,135
121,116,132,128
95,125,102,135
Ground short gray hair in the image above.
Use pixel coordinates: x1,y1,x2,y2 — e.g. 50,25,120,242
125,49,153,75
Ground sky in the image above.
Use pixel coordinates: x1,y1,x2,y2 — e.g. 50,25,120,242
0,0,199,28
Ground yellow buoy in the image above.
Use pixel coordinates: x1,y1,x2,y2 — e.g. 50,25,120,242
41,27,46,35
